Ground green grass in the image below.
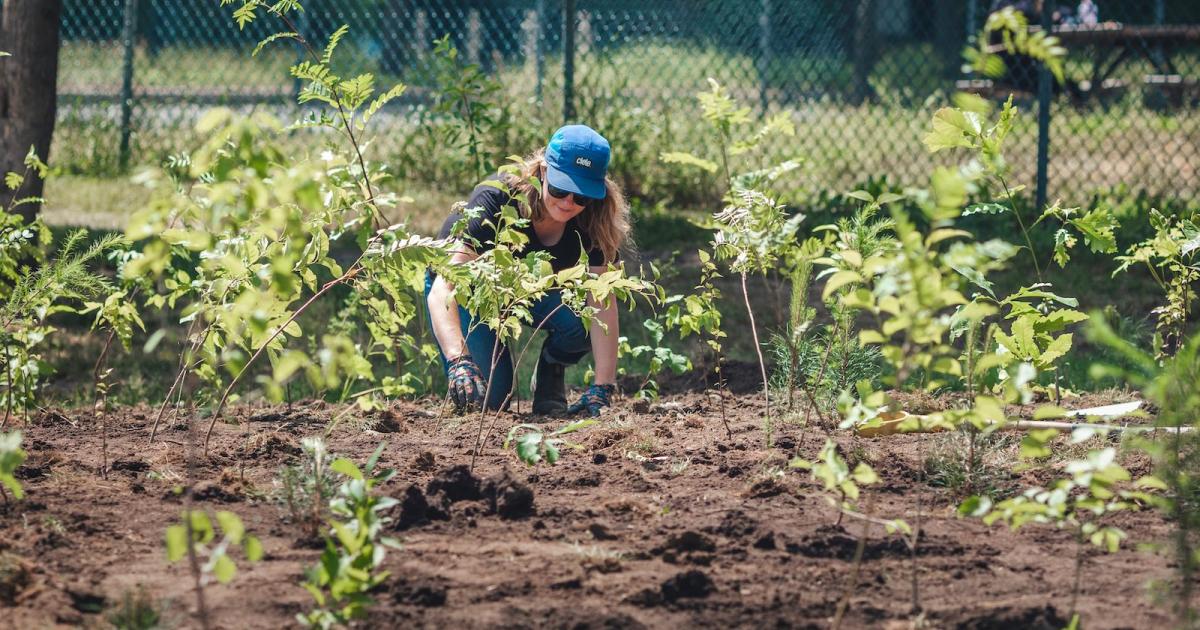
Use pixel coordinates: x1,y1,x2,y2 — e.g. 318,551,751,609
41,175,154,230
58,43,295,92
47,38,1200,199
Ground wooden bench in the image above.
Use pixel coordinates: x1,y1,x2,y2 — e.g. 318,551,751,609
1079,78,1129,104
1143,74,1199,109
954,79,1035,103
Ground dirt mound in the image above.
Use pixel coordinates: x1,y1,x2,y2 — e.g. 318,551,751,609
952,604,1069,629
480,470,535,520
661,530,716,554
425,465,481,503
396,466,535,528
395,483,437,530
0,552,32,605
388,574,448,608
629,569,715,607
786,524,964,561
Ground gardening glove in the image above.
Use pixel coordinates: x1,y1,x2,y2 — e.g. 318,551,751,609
447,354,486,411
567,383,616,417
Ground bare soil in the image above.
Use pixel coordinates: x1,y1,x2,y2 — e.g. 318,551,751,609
0,391,1184,629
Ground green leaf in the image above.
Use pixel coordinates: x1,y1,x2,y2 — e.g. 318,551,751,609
1006,285,1079,308
660,152,719,173
515,433,542,465
553,419,599,436
931,166,968,212
1135,475,1168,491
329,458,364,480
1036,333,1073,369
1033,405,1067,420
997,316,1039,360
958,495,993,517
923,107,982,153
188,510,215,543
212,553,237,584
859,329,886,345
253,32,298,56
1019,428,1059,459
215,511,245,544
244,535,264,562
962,202,1009,216
1053,228,1076,267
1034,309,1088,334
165,525,188,562
822,270,863,300
1070,208,1119,254
851,463,879,485
321,24,350,66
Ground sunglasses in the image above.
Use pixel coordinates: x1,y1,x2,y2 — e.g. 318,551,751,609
546,182,600,205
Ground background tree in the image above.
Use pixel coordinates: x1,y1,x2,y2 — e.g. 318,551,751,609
1,0,63,223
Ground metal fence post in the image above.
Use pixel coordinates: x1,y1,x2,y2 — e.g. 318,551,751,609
562,0,576,123
757,0,771,114
1035,0,1051,211
119,0,138,171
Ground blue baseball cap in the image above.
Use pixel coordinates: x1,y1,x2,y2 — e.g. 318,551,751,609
544,124,610,200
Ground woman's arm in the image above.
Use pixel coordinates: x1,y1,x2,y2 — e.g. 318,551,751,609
427,246,479,359
587,264,620,385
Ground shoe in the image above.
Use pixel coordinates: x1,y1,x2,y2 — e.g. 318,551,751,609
531,346,568,417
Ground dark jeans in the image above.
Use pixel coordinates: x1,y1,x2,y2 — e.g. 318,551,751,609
424,273,591,410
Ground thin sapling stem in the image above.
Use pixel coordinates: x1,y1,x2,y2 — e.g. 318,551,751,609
741,272,773,446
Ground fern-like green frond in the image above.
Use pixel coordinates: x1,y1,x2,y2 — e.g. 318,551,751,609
253,32,298,57
322,25,350,66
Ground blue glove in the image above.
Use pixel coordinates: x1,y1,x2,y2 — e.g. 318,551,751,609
567,384,616,417
447,355,485,411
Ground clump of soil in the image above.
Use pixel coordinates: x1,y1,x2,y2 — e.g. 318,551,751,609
630,569,715,606
661,530,716,554
396,465,535,528
395,484,435,530
425,465,481,503
661,570,715,601
480,470,534,519
0,551,32,605
952,604,1069,629
388,574,448,608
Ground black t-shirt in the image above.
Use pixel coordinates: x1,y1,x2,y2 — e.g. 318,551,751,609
437,176,608,271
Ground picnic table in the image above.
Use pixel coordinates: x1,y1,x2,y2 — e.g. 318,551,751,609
1049,23,1200,89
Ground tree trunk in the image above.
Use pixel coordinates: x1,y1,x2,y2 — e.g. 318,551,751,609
0,0,63,223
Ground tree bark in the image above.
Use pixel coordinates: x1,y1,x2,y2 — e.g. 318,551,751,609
0,0,63,223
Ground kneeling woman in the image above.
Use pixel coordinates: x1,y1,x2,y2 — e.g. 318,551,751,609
425,124,629,416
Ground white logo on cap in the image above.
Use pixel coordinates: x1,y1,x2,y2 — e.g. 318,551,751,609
575,157,592,168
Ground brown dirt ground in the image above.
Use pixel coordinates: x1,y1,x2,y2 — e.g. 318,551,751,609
0,391,1187,629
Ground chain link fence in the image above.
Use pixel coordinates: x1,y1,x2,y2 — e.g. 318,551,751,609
50,0,1200,204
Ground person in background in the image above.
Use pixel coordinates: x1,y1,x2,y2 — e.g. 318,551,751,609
425,124,629,417
1077,0,1099,26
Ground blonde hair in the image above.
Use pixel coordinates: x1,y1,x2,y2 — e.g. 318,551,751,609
504,148,630,265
